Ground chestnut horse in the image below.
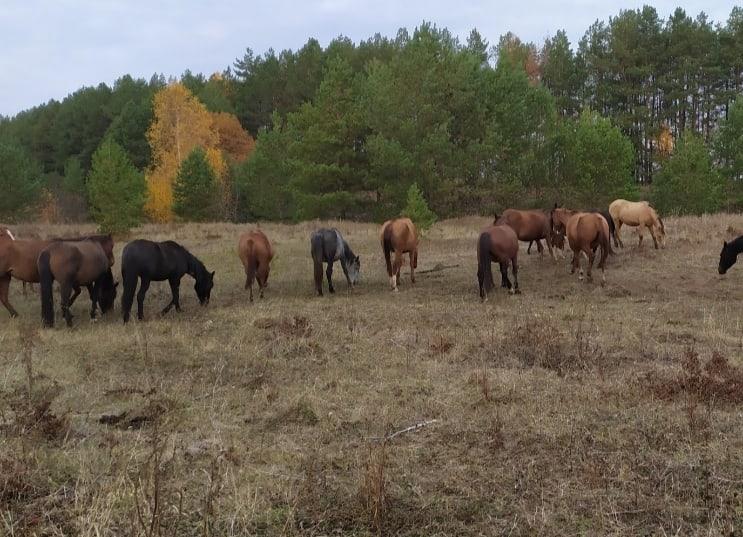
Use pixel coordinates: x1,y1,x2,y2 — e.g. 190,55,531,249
380,217,418,291
0,233,114,318
495,209,559,259
608,199,665,249
38,239,118,327
551,207,610,283
477,223,520,301
238,230,274,301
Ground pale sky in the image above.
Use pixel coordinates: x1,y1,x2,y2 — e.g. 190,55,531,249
0,1,737,117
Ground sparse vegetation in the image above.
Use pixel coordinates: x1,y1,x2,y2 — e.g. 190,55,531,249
1,215,742,535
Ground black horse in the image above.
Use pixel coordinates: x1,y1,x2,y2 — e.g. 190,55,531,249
528,208,617,254
121,240,214,323
310,228,360,296
719,235,743,274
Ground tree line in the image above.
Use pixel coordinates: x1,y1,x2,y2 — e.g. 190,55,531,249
1,6,742,230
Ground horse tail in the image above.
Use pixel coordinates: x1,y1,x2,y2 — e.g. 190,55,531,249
38,250,55,327
382,224,394,277
245,240,258,289
598,222,610,268
477,231,494,295
310,233,323,292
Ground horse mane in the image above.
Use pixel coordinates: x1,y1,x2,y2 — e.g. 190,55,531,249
51,233,112,243
185,249,208,278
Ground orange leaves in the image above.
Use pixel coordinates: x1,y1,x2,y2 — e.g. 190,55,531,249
211,112,256,162
657,124,674,157
144,82,252,222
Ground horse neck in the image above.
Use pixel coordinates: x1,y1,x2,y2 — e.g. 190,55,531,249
730,236,743,256
341,241,355,263
186,252,206,278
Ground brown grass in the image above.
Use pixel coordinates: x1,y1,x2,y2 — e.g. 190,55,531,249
1,214,743,535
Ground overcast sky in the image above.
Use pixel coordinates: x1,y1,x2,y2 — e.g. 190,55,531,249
0,1,737,117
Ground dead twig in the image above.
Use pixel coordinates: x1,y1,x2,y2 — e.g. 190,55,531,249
369,419,438,443
416,264,459,274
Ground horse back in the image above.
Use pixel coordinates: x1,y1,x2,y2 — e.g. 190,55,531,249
385,218,418,252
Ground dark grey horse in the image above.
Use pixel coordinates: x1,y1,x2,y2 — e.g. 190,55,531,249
310,228,360,296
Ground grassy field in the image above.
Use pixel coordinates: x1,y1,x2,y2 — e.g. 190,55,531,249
1,215,743,536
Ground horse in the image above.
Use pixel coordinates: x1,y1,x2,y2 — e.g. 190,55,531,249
238,230,274,301
37,240,118,327
608,199,665,249
310,228,360,296
528,209,615,254
551,207,611,283
0,233,114,318
719,236,743,274
120,240,215,323
380,217,418,292
495,209,560,259
1,227,38,296
477,223,520,301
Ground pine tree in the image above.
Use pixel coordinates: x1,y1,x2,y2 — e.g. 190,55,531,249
715,95,743,181
87,138,146,233
0,140,41,221
173,147,219,221
653,132,725,215
402,183,437,231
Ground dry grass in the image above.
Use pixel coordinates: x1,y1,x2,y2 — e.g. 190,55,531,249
1,214,743,535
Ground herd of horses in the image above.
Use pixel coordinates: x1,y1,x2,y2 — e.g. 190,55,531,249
0,199,737,327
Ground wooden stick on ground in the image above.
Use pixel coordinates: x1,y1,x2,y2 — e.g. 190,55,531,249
369,419,439,443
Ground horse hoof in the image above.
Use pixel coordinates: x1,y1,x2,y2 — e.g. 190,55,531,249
392,288,399,293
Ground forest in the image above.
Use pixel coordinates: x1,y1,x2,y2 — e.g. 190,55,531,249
1,6,743,229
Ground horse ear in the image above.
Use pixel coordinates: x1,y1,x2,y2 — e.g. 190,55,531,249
553,202,558,209
724,240,728,247
114,281,119,288
211,271,216,277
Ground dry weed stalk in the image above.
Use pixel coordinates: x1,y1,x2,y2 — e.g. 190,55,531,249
361,442,387,536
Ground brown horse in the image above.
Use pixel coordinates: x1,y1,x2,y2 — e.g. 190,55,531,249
0,233,114,318
380,217,418,291
38,239,117,327
238,230,274,301
477,223,520,301
551,207,610,283
608,199,666,249
495,209,561,259
1,227,40,296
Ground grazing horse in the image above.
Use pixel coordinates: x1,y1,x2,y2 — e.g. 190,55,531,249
496,209,559,259
120,240,214,323
1,227,37,296
380,217,418,292
238,230,274,301
608,199,665,249
551,207,610,283
0,233,114,318
310,228,360,296
477,223,520,301
38,240,118,327
719,236,743,274
529,209,615,254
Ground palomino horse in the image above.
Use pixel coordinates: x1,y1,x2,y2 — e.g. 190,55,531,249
380,217,418,291
0,233,114,318
551,207,611,283
120,240,214,323
310,228,360,296
238,230,274,301
477,223,520,301
38,239,118,327
719,235,743,274
495,209,560,259
608,199,665,249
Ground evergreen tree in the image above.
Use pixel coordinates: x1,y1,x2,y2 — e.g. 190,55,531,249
62,156,85,194
173,147,219,221
653,132,725,215
402,183,437,231
0,140,41,221
87,138,146,233
714,94,743,181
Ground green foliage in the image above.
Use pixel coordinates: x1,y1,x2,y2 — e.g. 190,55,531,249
0,140,41,221
402,183,437,231
714,95,743,181
87,138,146,233
556,110,637,207
173,146,219,222
62,156,85,194
653,132,726,215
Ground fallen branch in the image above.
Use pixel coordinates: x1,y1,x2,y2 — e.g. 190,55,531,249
417,264,459,275
369,419,439,443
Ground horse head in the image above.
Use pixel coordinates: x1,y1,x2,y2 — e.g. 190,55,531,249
195,269,215,305
98,269,119,314
719,241,738,275
346,254,361,286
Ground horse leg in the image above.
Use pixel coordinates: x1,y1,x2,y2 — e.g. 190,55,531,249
649,225,659,249
258,266,267,299
60,282,74,327
0,275,18,318
615,221,624,248
499,262,512,290
536,239,544,257
69,284,82,307
326,262,335,294
527,241,532,255
393,251,403,290
586,248,595,282
511,257,520,294
87,284,98,320
247,275,253,302
136,277,151,321
162,278,181,315
409,251,416,284
122,273,137,323
22,281,27,297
